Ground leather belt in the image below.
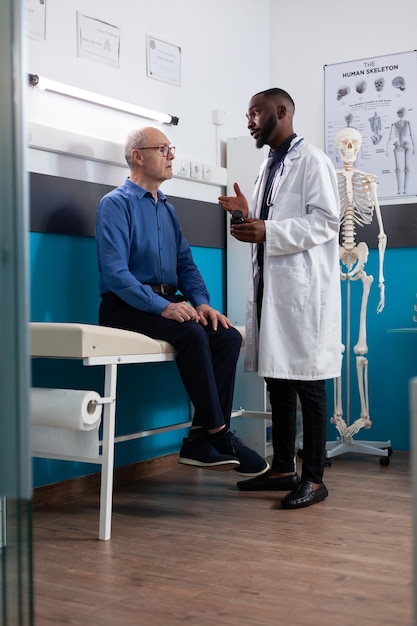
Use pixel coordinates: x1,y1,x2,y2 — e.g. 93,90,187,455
148,283,177,296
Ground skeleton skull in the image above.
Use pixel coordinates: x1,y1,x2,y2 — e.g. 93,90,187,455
392,76,406,91
374,78,384,92
335,127,362,163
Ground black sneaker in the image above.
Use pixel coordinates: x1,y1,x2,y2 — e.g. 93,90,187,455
178,433,240,471
212,430,270,477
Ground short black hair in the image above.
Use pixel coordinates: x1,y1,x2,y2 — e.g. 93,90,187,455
256,88,295,112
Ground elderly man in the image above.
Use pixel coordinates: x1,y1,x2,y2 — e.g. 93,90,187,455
95,126,269,478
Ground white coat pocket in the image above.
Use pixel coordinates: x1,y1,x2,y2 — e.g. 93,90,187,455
266,265,310,309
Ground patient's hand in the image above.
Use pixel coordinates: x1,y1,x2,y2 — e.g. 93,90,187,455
196,304,233,331
161,301,200,323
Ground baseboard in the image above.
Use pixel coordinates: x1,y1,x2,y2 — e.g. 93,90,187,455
32,453,178,507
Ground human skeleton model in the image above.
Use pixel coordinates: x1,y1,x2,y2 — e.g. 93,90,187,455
331,127,387,451
386,107,415,195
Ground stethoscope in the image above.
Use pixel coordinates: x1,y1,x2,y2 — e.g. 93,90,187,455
265,136,304,208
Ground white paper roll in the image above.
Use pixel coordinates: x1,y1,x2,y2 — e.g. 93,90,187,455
31,388,102,431
32,426,100,460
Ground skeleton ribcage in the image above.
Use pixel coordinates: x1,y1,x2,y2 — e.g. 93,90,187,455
338,171,375,252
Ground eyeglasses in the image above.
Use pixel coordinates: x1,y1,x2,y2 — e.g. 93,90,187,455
138,145,176,157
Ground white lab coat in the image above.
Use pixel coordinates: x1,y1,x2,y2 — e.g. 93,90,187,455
244,136,342,380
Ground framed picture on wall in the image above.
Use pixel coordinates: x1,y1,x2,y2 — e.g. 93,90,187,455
146,35,181,87
25,0,46,41
77,12,120,68
324,50,417,200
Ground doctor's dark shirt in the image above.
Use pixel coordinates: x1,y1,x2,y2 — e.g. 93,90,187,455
257,133,297,280
95,178,210,315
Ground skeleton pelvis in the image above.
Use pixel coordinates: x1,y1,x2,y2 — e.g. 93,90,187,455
340,241,369,279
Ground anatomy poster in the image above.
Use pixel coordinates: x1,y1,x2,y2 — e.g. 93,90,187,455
324,50,417,200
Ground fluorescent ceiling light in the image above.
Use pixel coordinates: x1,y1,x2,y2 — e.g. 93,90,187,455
28,74,179,126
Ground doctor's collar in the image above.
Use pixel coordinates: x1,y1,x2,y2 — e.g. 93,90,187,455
268,133,297,161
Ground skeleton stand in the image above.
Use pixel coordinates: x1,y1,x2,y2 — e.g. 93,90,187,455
326,276,391,465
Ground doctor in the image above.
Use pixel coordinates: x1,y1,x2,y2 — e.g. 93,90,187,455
219,88,342,508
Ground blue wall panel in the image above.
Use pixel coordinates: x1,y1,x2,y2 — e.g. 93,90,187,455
30,232,100,324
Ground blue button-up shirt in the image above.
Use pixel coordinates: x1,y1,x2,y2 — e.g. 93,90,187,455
95,178,210,315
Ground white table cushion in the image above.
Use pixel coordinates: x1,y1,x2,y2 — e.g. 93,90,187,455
30,322,245,359
30,322,175,358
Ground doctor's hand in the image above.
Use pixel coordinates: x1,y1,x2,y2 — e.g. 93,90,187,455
218,182,249,218
230,218,266,244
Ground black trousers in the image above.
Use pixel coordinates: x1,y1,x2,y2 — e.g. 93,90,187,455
265,378,327,484
99,292,242,431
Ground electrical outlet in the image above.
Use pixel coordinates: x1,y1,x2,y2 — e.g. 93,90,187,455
177,158,190,177
202,164,212,181
190,161,201,178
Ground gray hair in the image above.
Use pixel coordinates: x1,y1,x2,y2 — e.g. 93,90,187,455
124,129,147,167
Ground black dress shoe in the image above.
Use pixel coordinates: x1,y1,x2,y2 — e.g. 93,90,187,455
281,481,328,509
237,471,300,492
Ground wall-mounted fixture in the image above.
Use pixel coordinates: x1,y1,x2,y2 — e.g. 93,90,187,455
28,74,179,126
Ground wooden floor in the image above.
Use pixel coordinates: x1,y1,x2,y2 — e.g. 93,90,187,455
32,451,413,626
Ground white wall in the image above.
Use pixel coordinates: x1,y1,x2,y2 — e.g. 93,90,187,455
26,0,417,193
270,0,417,149
26,0,271,202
